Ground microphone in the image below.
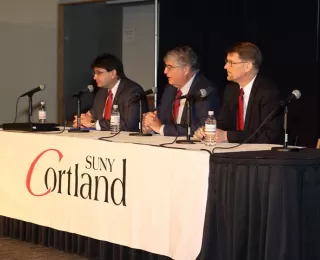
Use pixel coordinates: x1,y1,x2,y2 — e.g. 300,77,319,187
20,84,45,97
136,87,157,98
280,89,301,106
72,85,94,97
177,88,213,100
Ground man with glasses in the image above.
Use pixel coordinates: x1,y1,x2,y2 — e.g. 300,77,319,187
73,53,147,131
194,42,282,144
142,46,219,136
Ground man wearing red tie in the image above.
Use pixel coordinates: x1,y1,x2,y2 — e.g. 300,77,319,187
73,53,147,131
195,42,283,144
142,46,220,136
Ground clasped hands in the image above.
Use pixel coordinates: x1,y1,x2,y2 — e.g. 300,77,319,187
72,111,92,128
193,127,228,143
142,111,162,134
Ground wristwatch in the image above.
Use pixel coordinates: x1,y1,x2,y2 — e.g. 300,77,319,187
90,120,96,128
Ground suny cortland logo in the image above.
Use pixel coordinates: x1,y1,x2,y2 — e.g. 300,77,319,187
26,149,127,206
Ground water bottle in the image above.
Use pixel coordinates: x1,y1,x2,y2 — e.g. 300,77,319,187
205,111,216,146
38,101,47,123
110,104,120,134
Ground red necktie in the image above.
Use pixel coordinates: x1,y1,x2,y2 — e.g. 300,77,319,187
172,90,182,123
104,90,113,120
236,88,244,130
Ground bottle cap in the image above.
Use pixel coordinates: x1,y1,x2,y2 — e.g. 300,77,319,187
208,111,214,116
113,104,118,109
40,101,45,106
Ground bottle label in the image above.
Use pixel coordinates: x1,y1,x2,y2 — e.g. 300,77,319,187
39,111,47,120
205,123,216,132
110,115,120,125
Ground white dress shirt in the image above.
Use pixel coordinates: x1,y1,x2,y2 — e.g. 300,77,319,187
160,73,196,136
95,79,121,131
241,76,256,122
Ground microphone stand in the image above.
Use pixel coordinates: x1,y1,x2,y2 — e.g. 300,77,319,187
176,98,200,144
68,93,89,133
271,105,299,152
28,94,33,124
129,95,152,136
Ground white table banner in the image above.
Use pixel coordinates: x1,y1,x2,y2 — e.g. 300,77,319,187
0,131,210,260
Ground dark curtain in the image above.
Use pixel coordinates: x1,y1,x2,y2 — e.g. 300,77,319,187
159,0,319,147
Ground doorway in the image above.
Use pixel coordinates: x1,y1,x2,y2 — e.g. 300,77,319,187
58,1,122,123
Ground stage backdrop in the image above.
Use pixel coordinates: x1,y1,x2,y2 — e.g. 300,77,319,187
158,0,319,147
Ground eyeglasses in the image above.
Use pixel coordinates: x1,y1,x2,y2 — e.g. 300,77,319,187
164,64,180,70
92,70,108,76
225,60,248,67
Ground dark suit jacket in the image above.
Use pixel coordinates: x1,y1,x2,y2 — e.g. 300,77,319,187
217,75,283,144
157,72,220,136
90,77,148,131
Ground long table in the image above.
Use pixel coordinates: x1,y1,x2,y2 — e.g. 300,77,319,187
0,130,306,260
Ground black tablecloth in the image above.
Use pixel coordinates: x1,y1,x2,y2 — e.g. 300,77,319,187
200,148,320,260
0,217,170,259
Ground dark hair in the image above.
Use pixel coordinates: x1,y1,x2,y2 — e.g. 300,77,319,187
227,42,263,70
91,53,125,79
164,46,200,71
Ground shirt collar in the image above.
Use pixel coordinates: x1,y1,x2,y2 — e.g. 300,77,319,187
110,79,121,96
180,73,196,95
241,75,256,95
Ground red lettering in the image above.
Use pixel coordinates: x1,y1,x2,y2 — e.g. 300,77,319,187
26,149,63,196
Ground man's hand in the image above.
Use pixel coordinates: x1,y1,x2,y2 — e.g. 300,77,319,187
194,126,205,140
80,113,93,128
86,111,92,117
142,112,152,133
194,127,228,143
216,129,228,143
143,111,162,134
72,112,93,128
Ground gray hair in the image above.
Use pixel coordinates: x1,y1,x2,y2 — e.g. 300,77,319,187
164,46,200,71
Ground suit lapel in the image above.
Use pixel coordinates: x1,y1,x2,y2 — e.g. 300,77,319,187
113,78,126,105
244,76,259,129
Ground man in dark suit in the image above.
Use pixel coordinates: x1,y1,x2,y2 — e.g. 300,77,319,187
195,42,283,144
74,53,147,131
142,46,219,136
